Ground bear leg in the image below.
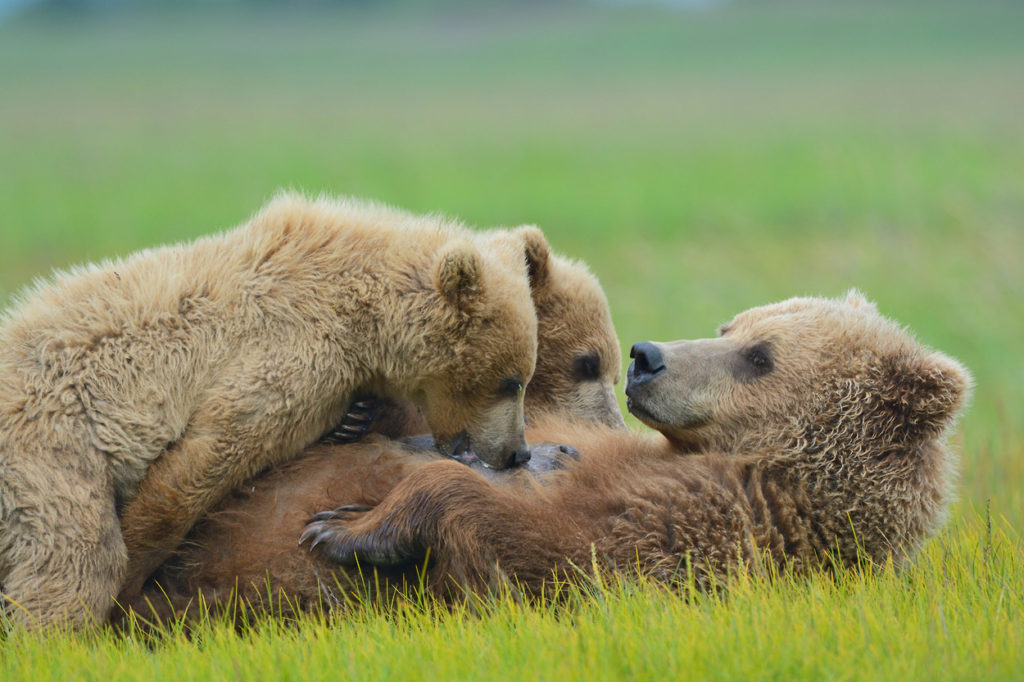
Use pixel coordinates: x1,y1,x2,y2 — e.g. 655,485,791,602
299,460,542,581
116,394,337,601
1,471,125,629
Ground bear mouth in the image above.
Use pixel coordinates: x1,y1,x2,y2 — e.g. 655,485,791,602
444,430,482,465
409,433,517,470
625,396,664,427
627,395,712,435
452,450,481,465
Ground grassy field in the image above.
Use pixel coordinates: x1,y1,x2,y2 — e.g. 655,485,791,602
1,1,1023,677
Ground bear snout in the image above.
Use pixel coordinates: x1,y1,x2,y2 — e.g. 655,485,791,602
628,342,666,385
507,445,532,468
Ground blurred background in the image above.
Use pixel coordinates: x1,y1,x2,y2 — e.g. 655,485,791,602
1,0,1022,523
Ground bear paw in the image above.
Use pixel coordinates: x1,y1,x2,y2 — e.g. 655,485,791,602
299,505,424,567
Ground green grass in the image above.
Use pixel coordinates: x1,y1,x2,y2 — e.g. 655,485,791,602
1,1,1023,677
4,516,1022,680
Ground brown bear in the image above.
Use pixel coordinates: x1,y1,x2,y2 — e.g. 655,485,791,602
119,240,624,622
300,291,970,596
0,192,542,629
121,291,969,623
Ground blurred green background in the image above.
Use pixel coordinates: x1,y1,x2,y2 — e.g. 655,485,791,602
1,0,1022,524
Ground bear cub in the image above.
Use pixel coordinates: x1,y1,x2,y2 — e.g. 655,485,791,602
0,193,540,628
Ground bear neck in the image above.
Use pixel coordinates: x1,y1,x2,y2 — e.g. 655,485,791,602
751,429,956,571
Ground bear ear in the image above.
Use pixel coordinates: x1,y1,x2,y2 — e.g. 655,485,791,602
436,241,484,312
879,349,972,442
843,288,878,311
515,225,551,293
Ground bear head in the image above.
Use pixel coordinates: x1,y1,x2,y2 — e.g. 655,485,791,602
625,290,972,560
491,225,624,429
416,238,537,470
625,290,971,458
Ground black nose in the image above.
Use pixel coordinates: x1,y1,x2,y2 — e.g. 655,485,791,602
630,342,666,379
508,446,532,468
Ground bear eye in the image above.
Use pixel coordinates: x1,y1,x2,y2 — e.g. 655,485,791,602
745,345,773,372
572,353,601,381
498,377,524,398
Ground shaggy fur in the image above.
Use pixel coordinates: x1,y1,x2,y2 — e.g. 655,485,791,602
123,291,970,622
0,193,542,628
304,291,970,591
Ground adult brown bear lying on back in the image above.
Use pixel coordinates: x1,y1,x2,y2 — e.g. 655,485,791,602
123,291,969,621
302,291,970,592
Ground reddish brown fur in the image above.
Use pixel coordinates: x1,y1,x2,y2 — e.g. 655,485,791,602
122,434,562,622
305,293,970,594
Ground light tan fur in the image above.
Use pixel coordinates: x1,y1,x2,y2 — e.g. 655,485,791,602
0,193,540,628
511,227,624,429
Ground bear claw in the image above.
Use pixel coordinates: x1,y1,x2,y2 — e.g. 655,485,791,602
306,505,373,524
321,396,381,444
299,512,421,567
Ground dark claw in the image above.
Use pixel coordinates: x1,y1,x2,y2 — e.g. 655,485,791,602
301,505,373,547
319,395,382,445
298,519,362,564
299,520,348,553
299,523,322,547
306,505,372,524
321,423,367,444
299,515,422,567
310,530,336,551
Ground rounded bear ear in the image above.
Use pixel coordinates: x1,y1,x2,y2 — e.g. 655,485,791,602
843,288,877,311
879,349,973,442
515,225,551,293
436,241,484,312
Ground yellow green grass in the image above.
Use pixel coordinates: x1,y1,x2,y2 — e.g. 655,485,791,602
3,516,1022,680
1,1,1022,677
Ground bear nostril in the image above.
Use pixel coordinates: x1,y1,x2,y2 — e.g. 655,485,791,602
509,447,532,467
630,342,665,378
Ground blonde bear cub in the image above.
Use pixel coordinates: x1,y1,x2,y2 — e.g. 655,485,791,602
0,193,540,628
